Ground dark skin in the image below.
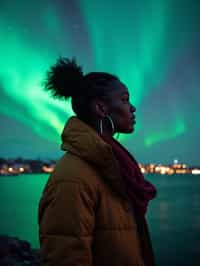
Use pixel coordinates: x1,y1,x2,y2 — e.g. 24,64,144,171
89,79,136,137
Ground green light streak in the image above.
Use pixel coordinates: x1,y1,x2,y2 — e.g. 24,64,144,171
0,13,73,143
145,117,186,147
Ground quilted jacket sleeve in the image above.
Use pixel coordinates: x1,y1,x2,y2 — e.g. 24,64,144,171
38,179,98,266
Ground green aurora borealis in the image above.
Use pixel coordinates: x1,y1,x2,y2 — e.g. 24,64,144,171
0,0,200,164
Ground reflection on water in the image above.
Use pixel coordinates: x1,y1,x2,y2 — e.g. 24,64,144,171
147,174,200,266
0,174,200,265
159,201,169,220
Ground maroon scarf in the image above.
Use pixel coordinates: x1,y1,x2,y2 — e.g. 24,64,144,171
102,135,157,216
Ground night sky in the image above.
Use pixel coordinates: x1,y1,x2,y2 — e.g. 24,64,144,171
0,0,200,165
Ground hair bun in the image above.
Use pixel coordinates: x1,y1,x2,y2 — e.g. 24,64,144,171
44,57,84,99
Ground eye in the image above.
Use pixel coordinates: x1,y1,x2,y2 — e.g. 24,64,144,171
122,97,129,103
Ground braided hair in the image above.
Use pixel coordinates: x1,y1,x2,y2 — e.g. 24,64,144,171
44,57,119,120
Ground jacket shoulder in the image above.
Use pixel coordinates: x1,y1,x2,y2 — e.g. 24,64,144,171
46,152,100,190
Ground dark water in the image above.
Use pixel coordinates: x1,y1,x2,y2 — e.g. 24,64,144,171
0,173,200,266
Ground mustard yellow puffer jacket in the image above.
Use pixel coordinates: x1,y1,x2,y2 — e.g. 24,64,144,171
38,116,155,266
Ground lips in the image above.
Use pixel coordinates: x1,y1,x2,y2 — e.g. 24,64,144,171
131,116,136,123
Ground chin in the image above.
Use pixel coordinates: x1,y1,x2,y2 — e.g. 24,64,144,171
128,128,134,133
121,127,134,134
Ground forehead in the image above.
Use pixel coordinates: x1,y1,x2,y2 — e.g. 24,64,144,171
109,79,129,97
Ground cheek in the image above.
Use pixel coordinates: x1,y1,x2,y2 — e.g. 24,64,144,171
111,106,130,127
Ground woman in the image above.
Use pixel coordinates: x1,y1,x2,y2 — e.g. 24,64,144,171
38,57,157,266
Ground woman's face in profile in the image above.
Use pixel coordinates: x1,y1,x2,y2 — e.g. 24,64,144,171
107,80,136,134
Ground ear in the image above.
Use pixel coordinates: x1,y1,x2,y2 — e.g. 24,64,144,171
91,99,108,118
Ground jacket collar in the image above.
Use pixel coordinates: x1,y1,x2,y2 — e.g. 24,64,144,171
61,116,127,199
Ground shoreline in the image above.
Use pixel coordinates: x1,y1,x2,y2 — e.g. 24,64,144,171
0,235,40,265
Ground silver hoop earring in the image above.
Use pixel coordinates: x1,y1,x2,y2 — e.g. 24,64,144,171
106,115,115,134
100,119,103,135
99,115,115,135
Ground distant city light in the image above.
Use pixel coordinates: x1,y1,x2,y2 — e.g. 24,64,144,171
141,167,146,174
192,169,200,175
